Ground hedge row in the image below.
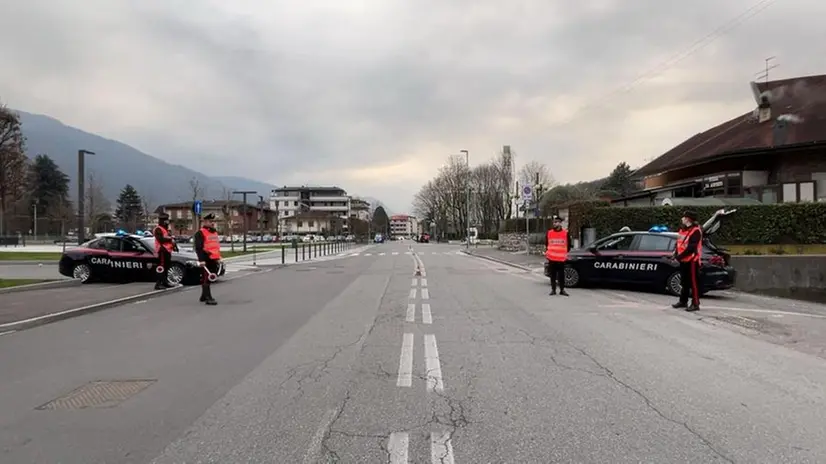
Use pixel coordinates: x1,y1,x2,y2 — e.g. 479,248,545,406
586,203,826,245
501,202,826,245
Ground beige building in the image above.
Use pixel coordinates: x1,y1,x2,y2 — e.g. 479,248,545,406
389,214,418,238
270,186,350,233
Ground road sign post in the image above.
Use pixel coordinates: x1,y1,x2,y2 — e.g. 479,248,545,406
522,185,532,254
192,200,203,231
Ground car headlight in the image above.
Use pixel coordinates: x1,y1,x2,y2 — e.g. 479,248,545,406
186,260,200,267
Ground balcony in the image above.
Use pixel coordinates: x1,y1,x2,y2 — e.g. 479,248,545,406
310,196,349,202
310,205,349,212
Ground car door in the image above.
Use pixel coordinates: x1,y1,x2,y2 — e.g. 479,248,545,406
84,238,111,274
627,234,676,284
120,238,156,280
591,234,636,283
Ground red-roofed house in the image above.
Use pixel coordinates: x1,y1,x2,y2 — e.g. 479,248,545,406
615,74,826,206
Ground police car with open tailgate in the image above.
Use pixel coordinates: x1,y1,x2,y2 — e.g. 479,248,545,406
555,209,737,296
58,230,226,285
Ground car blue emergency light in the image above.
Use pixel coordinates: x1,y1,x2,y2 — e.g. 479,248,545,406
135,230,143,235
648,225,669,232
116,229,127,236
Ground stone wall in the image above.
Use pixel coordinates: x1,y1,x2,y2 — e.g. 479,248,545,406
730,255,826,301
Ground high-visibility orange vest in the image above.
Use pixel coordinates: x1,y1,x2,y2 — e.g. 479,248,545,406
676,225,702,262
154,225,175,253
201,227,222,260
545,228,568,262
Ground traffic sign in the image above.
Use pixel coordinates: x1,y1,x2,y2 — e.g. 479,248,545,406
522,185,533,201
192,200,202,215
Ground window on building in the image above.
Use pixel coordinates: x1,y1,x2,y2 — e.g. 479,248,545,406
800,182,815,202
309,221,315,227
297,221,303,227
782,183,797,202
812,173,826,201
725,173,742,196
293,201,298,206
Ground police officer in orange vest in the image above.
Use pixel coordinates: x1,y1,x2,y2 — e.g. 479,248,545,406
672,210,703,311
545,215,572,296
153,213,177,290
194,213,222,305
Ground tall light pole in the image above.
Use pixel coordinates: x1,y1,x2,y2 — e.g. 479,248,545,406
460,149,470,250
232,190,257,252
77,149,95,244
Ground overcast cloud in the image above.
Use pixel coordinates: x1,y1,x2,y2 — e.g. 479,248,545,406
1,0,824,212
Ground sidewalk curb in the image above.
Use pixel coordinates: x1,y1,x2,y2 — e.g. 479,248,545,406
0,279,79,294
0,285,189,332
461,250,539,272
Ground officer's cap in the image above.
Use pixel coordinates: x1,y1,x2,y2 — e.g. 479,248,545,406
682,210,698,221
203,213,217,220
552,215,564,221
157,212,170,220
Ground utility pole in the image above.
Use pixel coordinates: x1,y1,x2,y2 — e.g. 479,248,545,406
77,149,95,244
33,198,38,239
232,190,256,252
460,149,470,250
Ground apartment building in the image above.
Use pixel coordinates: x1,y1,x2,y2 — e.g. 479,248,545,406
389,214,418,238
270,186,351,233
350,197,371,221
156,200,273,235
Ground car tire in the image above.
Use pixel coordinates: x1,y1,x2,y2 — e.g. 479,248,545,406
166,263,186,286
73,263,93,283
564,265,581,288
666,271,682,296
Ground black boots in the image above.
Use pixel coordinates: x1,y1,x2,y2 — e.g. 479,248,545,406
672,301,699,311
200,286,217,305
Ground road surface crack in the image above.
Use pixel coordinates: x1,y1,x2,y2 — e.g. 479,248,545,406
569,344,734,463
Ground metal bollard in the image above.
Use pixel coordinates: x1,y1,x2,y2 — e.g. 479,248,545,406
295,243,298,262
302,244,306,260
281,246,285,264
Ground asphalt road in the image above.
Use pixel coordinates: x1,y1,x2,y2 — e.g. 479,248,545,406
2,242,826,462
0,263,65,280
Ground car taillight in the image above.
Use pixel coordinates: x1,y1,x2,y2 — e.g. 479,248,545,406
709,255,725,267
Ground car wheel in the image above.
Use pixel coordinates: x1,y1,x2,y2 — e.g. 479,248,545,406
73,263,92,283
667,271,682,296
564,265,581,288
166,263,185,286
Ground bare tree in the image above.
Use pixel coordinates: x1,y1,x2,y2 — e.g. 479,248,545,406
189,177,205,231
85,171,111,233
517,160,556,192
141,194,155,230
0,104,27,235
220,187,235,251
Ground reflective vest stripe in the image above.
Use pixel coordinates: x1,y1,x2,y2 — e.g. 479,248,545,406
154,226,174,253
201,228,222,260
676,226,702,262
545,229,568,262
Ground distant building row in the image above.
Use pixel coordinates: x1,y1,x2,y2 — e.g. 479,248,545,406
155,186,371,236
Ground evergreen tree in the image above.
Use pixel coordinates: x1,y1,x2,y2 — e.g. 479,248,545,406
372,206,390,235
601,162,636,197
28,154,72,233
115,184,144,230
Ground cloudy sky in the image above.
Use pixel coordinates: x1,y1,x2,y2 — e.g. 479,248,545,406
1,0,824,212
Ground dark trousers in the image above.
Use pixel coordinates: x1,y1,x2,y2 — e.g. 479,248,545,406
679,260,701,306
200,259,220,298
156,249,171,286
548,260,565,291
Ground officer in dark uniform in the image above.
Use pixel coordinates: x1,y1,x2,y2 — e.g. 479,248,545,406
153,213,177,290
672,210,703,311
193,213,222,305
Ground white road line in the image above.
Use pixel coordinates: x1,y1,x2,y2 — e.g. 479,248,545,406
388,432,409,464
406,303,416,322
432,252,438,255
379,252,386,256
397,333,414,387
424,334,444,392
302,409,340,464
405,251,413,255
420,278,428,287
392,252,399,255
0,330,16,337
365,253,372,256
422,303,432,324
421,288,430,300
409,288,417,299
412,278,418,287
431,431,455,464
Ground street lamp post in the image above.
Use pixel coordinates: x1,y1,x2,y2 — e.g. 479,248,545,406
232,190,256,252
460,149,470,250
77,149,95,244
